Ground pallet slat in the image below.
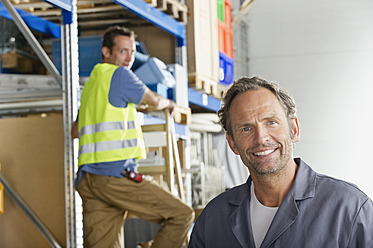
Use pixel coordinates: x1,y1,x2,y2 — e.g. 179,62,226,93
188,73,226,99
143,0,187,23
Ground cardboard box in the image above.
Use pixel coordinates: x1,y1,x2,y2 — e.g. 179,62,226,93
132,26,176,65
0,113,66,247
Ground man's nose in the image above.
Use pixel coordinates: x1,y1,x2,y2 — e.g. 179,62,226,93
254,125,270,144
126,53,133,61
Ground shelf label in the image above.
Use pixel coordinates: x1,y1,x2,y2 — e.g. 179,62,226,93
202,93,208,106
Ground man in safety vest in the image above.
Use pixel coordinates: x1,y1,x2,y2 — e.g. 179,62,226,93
71,25,194,248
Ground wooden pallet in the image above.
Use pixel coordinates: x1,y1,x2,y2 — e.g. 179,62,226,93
173,106,191,125
216,83,228,99
188,73,226,99
143,0,188,24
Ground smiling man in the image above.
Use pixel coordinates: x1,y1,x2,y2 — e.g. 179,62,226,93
188,77,373,248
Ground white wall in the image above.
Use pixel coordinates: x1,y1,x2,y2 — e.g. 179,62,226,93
246,0,373,198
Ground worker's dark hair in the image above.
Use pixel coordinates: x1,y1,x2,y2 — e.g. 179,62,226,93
218,76,297,136
102,25,136,54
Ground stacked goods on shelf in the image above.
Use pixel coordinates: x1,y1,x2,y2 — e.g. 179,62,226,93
217,0,234,86
185,0,221,98
0,17,46,74
142,0,188,24
217,0,233,58
1,51,46,74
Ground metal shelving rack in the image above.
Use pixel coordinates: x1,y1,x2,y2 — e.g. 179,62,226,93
1,0,79,246
0,0,222,246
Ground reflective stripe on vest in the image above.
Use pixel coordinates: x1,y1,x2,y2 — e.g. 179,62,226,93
78,138,138,157
79,121,136,137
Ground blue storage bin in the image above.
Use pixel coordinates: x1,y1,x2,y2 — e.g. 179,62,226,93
146,83,169,98
218,51,234,86
167,87,175,102
52,36,150,77
134,57,176,88
52,36,101,77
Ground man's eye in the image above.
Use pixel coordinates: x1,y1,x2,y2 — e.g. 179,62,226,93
268,120,276,125
242,127,251,132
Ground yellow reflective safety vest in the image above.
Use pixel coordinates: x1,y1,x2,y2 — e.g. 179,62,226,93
78,63,146,166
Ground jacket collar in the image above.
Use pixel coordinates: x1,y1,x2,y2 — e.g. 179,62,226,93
229,179,255,248
289,158,316,200
228,158,317,248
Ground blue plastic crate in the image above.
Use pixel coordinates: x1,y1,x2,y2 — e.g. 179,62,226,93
52,36,102,77
146,83,169,98
218,51,234,86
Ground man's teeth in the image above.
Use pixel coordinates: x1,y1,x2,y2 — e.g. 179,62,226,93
254,149,275,156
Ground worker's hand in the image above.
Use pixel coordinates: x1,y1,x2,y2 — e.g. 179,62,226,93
71,121,79,139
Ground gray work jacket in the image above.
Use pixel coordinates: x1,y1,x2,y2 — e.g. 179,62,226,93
189,158,373,248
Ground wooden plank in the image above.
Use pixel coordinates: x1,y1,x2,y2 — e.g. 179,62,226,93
138,165,168,174
186,0,219,82
142,124,167,132
169,113,185,201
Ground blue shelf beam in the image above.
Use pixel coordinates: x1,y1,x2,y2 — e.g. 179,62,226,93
188,88,221,112
44,0,72,12
0,2,61,38
113,0,186,46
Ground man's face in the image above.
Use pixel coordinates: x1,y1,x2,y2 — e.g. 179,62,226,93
102,35,136,68
226,88,299,176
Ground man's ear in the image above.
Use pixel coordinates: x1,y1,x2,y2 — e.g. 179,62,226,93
291,117,300,143
102,46,110,60
226,133,240,155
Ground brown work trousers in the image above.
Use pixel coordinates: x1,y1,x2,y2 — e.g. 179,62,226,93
77,172,195,248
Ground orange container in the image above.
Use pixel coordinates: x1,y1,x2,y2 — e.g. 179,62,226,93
218,20,225,52
218,19,233,58
225,27,233,58
224,0,232,28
